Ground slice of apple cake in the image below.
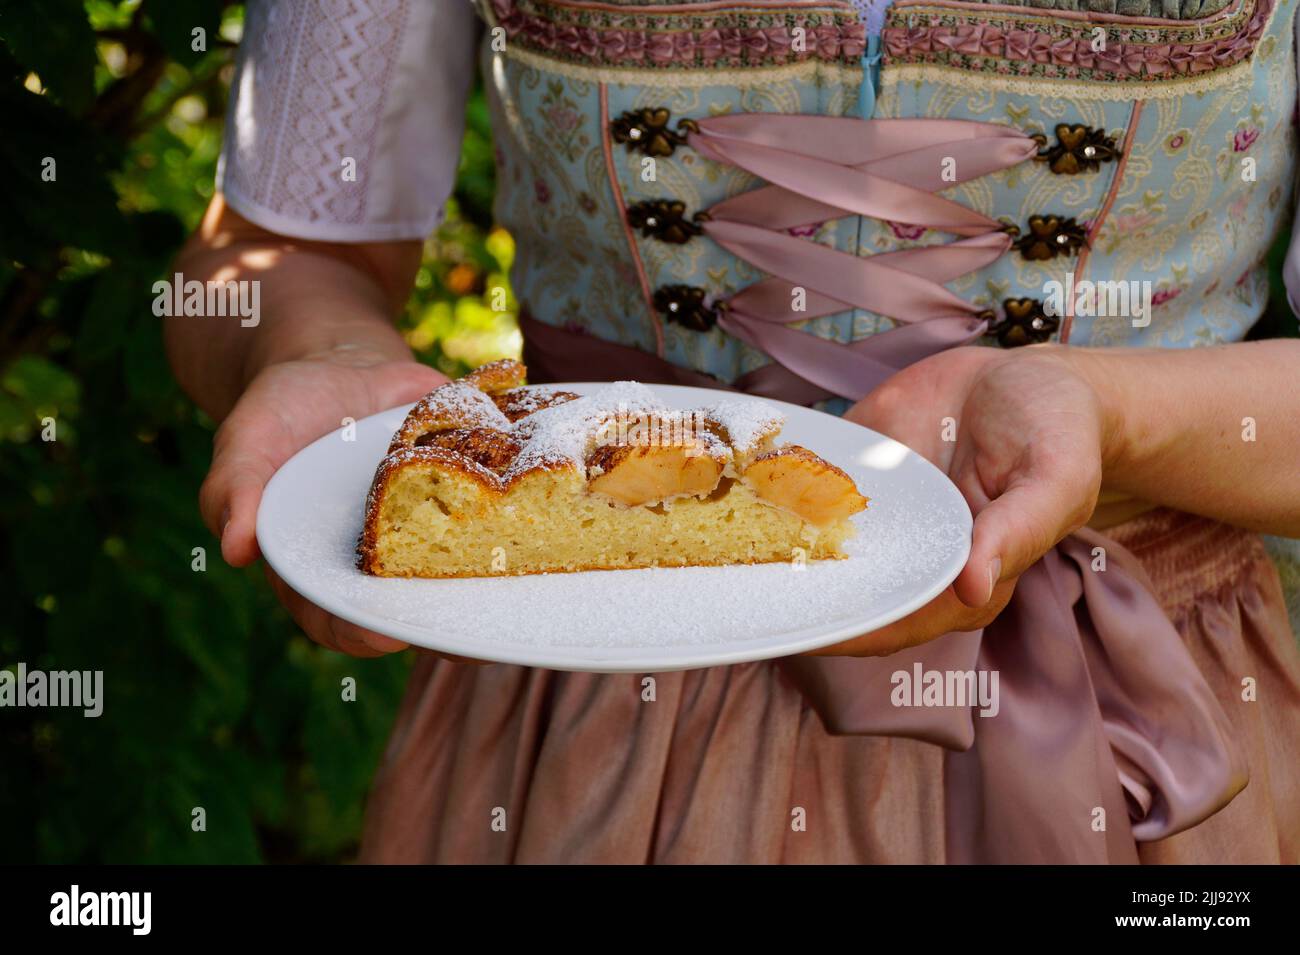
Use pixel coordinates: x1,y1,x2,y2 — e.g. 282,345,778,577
357,360,867,578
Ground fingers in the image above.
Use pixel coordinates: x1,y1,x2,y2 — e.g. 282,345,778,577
199,429,278,567
952,454,1098,608
808,578,1017,657
264,567,410,657
200,360,445,569
262,568,488,663
377,361,448,407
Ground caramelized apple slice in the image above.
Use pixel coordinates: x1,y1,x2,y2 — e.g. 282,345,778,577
742,446,867,526
703,403,783,470
587,442,723,506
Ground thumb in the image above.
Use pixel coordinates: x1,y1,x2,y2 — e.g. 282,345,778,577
199,360,447,568
199,441,278,567
370,360,448,409
952,466,1098,608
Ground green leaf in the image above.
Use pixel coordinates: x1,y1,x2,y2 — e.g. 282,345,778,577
0,0,97,114
0,84,132,261
0,392,30,440
123,310,176,406
146,0,226,68
2,354,81,413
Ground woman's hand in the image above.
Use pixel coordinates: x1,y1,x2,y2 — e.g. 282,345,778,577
814,344,1111,656
168,198,468,659
200,347,447,657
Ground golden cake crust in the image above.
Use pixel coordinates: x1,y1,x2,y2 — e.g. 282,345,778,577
357,359,868,577
462,358,526,394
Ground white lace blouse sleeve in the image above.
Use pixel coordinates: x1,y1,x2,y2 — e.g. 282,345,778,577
217,0,479,243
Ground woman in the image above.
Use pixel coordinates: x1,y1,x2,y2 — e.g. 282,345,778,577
167,0,1300,862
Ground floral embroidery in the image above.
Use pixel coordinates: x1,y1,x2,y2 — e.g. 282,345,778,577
1111,210,1158,234
1151,288,1182,306
490,0,865,69
1216,105,1265,178
881,0,1271,85
487,0,1272,80
1232,126,1260,151
540,80,588,162
1227,192,1250,221
1163,130,1191,154
887,220,927,240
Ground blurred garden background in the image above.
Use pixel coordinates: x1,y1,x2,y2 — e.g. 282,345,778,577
1,1,1296,865
0,0,517,863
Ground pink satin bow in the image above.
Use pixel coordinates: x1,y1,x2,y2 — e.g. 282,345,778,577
781,529,1245,862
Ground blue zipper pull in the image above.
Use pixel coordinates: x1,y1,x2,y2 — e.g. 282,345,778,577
857,34,883,120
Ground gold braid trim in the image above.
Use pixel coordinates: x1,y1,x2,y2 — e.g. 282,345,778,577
498,43,866,90
878,59,1255,101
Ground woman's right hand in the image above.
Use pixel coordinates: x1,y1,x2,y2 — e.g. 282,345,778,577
199,346,448,657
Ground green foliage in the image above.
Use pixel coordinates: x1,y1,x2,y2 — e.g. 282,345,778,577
0,0,99,114
145,0,225,66
0,1,512,862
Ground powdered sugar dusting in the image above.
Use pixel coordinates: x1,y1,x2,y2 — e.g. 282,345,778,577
260,385,972,671
704,399,783,453
395,381,781,482
495,386,577,420
505,380,667,479
412,381,508,430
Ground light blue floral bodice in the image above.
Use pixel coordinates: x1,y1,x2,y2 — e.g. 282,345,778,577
475,0,1297,384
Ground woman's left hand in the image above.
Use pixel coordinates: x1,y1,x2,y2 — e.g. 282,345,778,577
812,343,1112,656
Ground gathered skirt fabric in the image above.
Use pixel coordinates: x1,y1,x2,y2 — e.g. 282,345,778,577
359,510,1300,863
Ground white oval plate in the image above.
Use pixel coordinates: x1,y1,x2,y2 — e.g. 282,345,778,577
257,383,971,672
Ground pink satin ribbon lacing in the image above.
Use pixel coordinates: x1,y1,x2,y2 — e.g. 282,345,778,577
686,115,1038,401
